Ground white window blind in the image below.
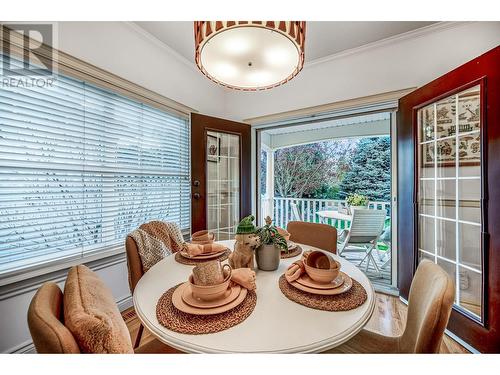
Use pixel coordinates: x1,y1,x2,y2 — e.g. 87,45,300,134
0,54,191,275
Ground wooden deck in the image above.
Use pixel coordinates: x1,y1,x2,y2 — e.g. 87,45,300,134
340,246,392,287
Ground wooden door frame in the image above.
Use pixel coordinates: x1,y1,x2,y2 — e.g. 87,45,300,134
397,46,499,353
190,113,252,233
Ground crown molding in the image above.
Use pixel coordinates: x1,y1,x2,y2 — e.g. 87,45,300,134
123,21,198,72
305,21,472,69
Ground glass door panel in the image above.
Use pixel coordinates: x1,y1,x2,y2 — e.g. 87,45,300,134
417,84,482,321
206,131,240,240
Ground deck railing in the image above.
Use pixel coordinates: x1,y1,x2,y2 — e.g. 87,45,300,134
261,196,391,230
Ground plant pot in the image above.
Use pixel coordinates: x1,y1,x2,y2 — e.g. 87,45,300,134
255,244,281,271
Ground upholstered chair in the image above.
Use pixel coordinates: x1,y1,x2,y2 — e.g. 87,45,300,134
287,221,337,253
326,259,455,353
125,236,146,347
27,269,179,354
27,282,80,354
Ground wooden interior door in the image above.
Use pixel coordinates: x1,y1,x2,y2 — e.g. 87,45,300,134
191,113,252,236
397,46,499,352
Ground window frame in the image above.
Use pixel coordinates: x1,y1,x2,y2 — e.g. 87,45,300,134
0,26,194,286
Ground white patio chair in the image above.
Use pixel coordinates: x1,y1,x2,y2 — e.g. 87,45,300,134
337,209,386,275
290,202,302,221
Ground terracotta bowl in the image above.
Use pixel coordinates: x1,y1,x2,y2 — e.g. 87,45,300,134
304,251,340,284
188,270,230,302
305,251,331,269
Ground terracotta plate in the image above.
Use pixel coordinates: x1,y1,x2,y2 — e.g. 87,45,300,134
179,249,226,260
296,273,345,290
181,283,242,309
172,283,248,315
289,272,353,295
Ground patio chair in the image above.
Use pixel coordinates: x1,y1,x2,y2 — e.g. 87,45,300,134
337,209,386,275
290,202,302,221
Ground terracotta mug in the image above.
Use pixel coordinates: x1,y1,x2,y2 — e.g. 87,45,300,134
192,260,232,286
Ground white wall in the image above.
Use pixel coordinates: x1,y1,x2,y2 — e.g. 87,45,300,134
224,22,500,121
57,22,227,117
0,21,229,354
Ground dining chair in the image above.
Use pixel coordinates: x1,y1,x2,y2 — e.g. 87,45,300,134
125,235,146,348
290,202,302,221
337,209,386,274
287,221,337,253
27,271,180,354
326,259,455,353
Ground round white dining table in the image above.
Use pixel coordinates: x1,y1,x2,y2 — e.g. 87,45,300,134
133,240,375,353
316,210,352,225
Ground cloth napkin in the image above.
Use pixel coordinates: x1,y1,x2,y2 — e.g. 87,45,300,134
183,242,227,257
230,268,257,291
190,230,215,245
285,260,305,283
284,250,313,283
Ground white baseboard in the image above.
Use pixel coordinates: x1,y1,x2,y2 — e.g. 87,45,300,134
117,294,133,312
8,340,35,354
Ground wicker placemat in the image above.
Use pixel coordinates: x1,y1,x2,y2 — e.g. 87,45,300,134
174,248,231,266
156,283,257,334
278,274,367,311
281,245,303,259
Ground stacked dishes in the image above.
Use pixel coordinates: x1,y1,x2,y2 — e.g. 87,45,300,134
179,249,226,260
179,230,227,260
172,260,248,315
288,251,353,295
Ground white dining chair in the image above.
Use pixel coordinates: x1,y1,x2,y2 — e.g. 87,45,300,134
290,202,302,221
337,209,387,274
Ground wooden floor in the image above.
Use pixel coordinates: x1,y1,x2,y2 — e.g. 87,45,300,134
123,292,469,354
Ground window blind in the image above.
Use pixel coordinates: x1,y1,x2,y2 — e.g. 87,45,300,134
0,54,191,275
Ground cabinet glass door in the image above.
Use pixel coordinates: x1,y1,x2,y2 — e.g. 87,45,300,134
417,85,483,320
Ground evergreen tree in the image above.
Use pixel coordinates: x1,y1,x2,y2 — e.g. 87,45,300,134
338,137,391,201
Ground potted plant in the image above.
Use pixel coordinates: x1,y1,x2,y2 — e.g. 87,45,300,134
346,193,369,214
255,216,288,271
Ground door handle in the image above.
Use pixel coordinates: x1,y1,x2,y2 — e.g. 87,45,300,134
193,192,201,199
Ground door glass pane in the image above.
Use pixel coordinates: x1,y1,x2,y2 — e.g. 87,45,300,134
458,178,481,223
436,96,456,139
417,84,483,321
436,138,456,178
459,266,482,317
418,180,435,216
418,215,435,253
436,179,455,219
206,131,240,240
